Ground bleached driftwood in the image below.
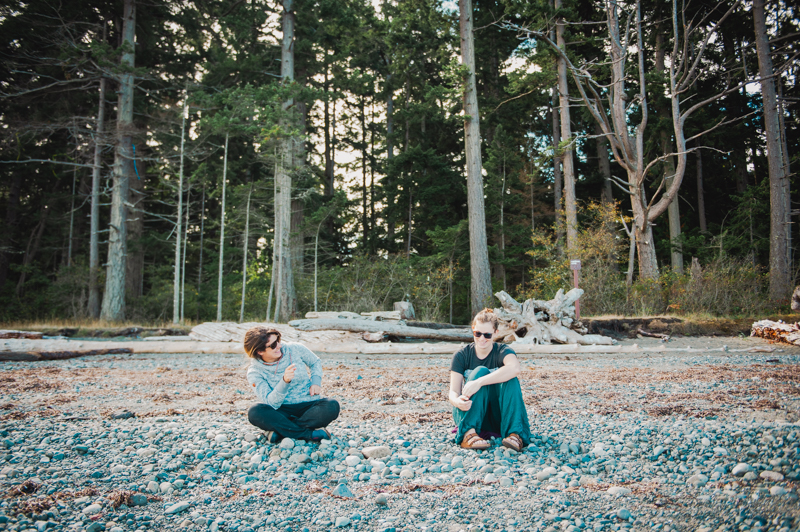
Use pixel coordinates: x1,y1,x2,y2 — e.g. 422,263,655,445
304,311,364,320
360,310,402,321
0,347,133,361
0,330,44,340
492,290,613,346
288,318,473,342
751,320,800,346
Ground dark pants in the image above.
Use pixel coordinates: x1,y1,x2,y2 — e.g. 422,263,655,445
453,366,531,445
248,398,340,440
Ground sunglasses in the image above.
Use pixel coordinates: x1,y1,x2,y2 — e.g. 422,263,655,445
473,331,493,339
266,334,281,350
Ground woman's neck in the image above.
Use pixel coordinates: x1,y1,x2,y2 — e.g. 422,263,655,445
474,343,493,358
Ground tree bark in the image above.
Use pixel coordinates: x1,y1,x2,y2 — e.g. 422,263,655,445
459,0,493,315
100,0,135,321
0,175,22,290
596,123,612,204
696,149,707,233
173,95,188,324
88,74,107,318
276,0,297,320
16,206,49,297
240,184,252,323
216,133,229,322
754,0,791,300
555,0,577,257
551,89,563,251
197,183,205,322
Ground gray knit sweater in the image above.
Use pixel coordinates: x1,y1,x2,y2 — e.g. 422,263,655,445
246,342,324,409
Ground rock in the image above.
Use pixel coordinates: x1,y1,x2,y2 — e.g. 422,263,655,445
165,501,191,514
483,473,497,483
82,504,102,515
335,516,351,528
136,448,156,458
130,494,148,506
616,508,632,520
652,445,665,458
85,523,103,532
760,471,784,481
743,471,758,481
279,438,295,450
146,481,159,493
375,494,388,506
332,484,355,498
289,454,310,464
500,476,513,487
399,469,414,479
160,481,174,494
579,475,597,486
111,410,134,420
732,463,753,477
770,486,788,496
345,456,361,467
362,446,391,459
537,467,557,481
214,433,227,443
687,474,709,487
607,486,631,496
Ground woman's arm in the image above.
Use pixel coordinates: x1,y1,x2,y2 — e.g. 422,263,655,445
248,371,291,409
461,354,521,398
295,344,324,389
449,371,472,411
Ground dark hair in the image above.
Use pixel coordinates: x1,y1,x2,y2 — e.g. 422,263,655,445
243,326,281,359
472,308,499,330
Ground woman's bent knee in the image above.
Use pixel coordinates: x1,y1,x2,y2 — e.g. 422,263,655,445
248,403,277,428
322,399,340,422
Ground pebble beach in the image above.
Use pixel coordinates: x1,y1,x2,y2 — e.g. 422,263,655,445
1,335,799,532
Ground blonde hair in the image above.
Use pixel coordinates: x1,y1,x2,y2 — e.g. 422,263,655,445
472,308,498,330
243,326,281,359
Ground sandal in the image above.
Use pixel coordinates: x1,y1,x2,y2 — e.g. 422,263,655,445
460,430,490,450
502,433,523,452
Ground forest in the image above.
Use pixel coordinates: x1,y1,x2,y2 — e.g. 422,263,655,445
0,0,796,326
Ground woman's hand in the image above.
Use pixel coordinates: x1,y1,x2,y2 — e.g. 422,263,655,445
309,384,321,396
451,394,472,412
283,364,296,383
461,378,482,398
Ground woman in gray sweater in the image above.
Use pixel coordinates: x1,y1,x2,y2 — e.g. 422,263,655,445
245,326,339,442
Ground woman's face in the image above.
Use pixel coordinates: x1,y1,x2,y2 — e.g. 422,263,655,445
472,321,495,349
257,334,282,363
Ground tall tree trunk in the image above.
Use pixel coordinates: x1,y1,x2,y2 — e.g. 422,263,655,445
459,0,492,315
323,65,333,197
276,0,297,320
240,184,252,323
551,89,563,253
173,96,187,324
555,0,577,257
197,183,205,322
126,145,145,300
88,74,107,318
696,149,707,233
655,27,682,274
754,0,790,300
386,76,395,242
181,185,190,322
100,0,135,321
361,97,368,250
67,165,77,267
216,133,229,321
596,123,612,203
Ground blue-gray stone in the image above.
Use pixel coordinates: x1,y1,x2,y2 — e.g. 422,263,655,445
332,484,355,498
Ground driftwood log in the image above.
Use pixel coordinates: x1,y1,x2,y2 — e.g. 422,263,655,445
0,330,44,340
0,347,133,362
751,320,800,345
492,290,613,345
288,319,473,342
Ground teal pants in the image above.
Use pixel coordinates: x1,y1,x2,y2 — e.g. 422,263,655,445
452,366,531,446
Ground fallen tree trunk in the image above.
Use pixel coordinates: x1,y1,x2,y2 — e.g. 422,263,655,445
288,319,473,342
0,330,44,340
0,347,133,362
